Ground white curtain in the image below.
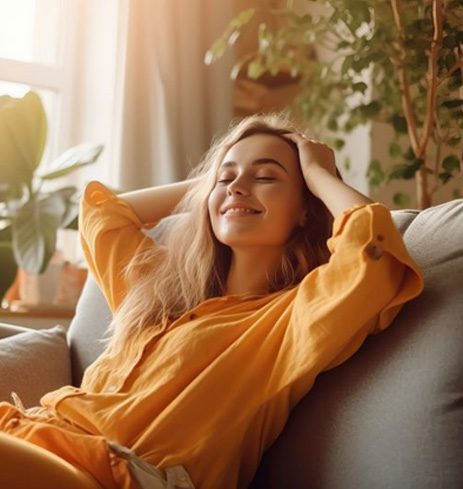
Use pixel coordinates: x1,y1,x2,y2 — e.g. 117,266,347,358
113,0,234,189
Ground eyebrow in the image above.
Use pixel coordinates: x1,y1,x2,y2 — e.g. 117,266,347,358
220,158,289,174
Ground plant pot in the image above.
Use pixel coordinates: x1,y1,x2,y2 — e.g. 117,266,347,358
3,252,88,310
18,260,63,306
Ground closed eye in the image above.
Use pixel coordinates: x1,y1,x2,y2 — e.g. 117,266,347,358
217,177,276,183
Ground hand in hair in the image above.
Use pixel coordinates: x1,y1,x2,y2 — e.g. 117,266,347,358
283,133,337,195
284,132,374,218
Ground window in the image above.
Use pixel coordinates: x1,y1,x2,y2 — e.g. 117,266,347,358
0,0,77,169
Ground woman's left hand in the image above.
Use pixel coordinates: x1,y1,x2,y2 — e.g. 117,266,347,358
284,132,374,217
284,133,338,197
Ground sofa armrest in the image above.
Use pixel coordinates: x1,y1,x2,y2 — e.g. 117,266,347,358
0,322,31,340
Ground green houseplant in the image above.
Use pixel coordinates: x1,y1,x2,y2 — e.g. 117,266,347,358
206,0,463,209
0,90,103,300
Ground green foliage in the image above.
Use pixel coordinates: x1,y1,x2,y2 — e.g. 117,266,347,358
0,225,17,302
393,192,411,207
207,0,463,206
367,159,385,187
0,92,46,200
439,154,461,183
0,91,103,274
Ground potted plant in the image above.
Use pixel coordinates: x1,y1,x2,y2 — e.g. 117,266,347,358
206,0,463,209
0,90,103,303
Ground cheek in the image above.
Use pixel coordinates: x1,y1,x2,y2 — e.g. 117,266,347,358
271,194,305,234
207,188,221,223
267,187,304,215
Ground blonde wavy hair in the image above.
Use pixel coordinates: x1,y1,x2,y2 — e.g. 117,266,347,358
105,112,337,353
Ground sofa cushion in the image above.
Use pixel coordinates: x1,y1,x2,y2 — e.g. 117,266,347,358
67,278,111,386
0,325,72,408
249,199,463,489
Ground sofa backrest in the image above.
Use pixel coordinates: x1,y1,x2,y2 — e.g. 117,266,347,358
67,200,463,488
250,198,463,489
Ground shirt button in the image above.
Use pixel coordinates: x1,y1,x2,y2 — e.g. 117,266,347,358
366,243,383,260
189,313,197,320
5,417,20,430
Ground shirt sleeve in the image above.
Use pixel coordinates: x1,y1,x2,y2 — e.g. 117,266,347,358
288,202,424,380
78,180,160,313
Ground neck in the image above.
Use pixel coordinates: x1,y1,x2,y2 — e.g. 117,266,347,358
224,247,283,296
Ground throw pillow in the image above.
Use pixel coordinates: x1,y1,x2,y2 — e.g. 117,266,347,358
0,325,72,408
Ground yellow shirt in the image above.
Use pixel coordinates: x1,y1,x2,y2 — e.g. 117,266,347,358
19,181,425,488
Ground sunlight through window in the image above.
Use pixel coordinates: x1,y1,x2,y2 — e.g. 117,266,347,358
0,0,61,65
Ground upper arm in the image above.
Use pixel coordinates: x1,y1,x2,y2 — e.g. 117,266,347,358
79,181,160,313
289,203,424,376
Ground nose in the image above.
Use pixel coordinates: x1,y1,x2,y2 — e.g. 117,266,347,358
227,176,250,196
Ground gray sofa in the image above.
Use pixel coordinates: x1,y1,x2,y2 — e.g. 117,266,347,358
1,198,462,489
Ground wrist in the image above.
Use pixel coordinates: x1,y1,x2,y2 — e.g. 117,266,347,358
303,165,334,198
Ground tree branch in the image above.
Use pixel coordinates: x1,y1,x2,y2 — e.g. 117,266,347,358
390,0,420,155
430,126,443,196
419,0,443,157
414,0,443,209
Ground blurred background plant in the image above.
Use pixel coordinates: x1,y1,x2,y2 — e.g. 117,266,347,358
0,90,103,301
206,0,463,209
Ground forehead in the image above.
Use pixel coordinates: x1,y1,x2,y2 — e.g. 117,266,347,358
221,133,298,172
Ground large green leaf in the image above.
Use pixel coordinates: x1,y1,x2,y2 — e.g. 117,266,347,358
11,192,67,274
37,143,104,180
0,91,47,198
0,224,12,241
54,186,79,228
0,241,17,302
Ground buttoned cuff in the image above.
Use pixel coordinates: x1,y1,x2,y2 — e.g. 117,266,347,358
84,180,118,206
327,202,405,262
331,203,371,238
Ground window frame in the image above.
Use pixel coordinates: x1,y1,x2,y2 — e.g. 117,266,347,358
0,0,79,163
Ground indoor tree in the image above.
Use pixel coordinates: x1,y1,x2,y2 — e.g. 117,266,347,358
206,0,463,209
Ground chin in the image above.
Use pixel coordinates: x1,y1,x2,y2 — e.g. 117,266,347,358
216,237,250,248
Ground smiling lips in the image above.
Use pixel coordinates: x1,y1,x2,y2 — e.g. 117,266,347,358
220,205,262,217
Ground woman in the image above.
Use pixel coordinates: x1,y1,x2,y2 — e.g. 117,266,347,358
0,113,424,489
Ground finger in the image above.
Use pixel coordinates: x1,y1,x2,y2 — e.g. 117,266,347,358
281,132,299,141
283,132,329,148
282,132,308,143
